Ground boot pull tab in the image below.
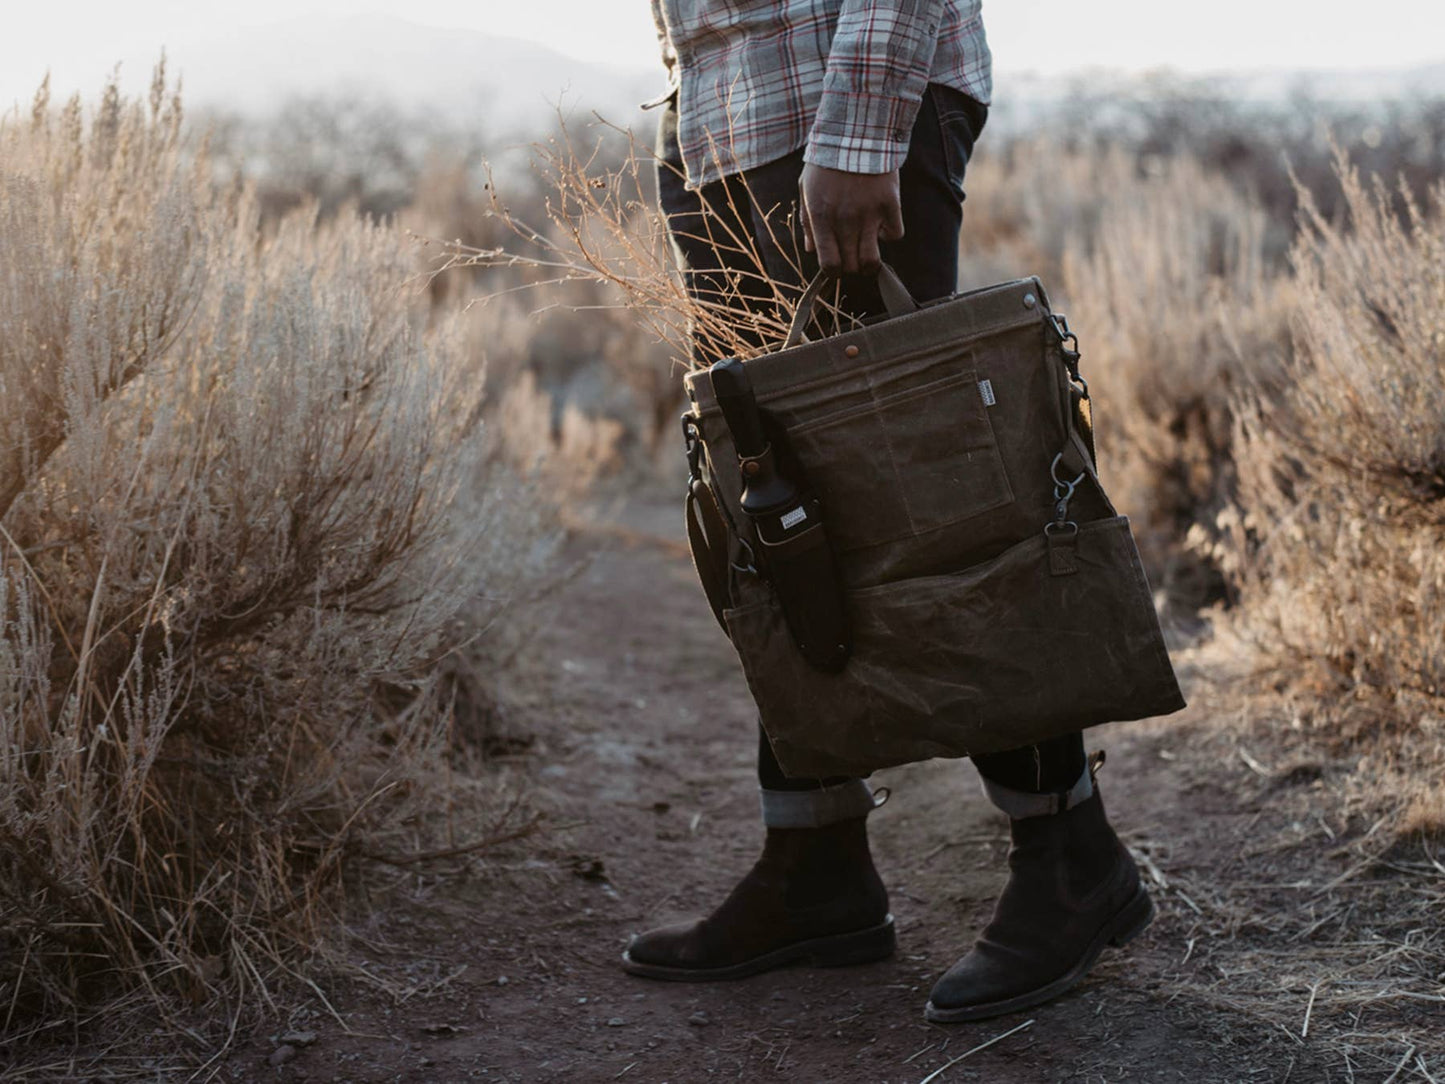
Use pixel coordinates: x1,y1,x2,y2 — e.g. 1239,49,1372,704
1088,749,1107,780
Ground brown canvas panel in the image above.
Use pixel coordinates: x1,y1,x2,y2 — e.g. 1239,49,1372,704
682,275,1186,775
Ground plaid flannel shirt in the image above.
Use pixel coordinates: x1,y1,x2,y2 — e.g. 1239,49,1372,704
650,0,991,190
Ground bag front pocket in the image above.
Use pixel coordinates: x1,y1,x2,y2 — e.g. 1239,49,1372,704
723,516,1186,779
787,370,1013,552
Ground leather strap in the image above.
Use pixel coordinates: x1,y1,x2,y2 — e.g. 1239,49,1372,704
782,263,918,350
1072,385,1097,467
685,476,733,633
1046,522,1080,576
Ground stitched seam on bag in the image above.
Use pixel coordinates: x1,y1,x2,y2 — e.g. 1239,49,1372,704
787,369,981,436
681,311,1043,420
863,355,916,535
772,330,1005,404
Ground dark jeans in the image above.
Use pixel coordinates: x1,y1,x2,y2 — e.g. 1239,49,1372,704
658,84,1086,798
657,83,986,364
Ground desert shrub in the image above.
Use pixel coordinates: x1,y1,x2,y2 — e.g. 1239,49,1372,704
1060,149,1295,607
997,77,1445,240
1208,158,1445,724
204,94,512,225
0,73,542,1026
960,141,1140,289
959,144,1293,606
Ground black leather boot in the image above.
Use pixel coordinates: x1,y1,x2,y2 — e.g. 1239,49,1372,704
622,808,894,981
926,768,1153,1022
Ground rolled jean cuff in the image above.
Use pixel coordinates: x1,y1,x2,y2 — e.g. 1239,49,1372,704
979,763,1094,820
760,779,877,828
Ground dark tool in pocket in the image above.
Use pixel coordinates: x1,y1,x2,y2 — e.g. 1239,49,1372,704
710,357,852,673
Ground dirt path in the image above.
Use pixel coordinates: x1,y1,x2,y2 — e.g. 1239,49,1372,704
228,493,1331,1083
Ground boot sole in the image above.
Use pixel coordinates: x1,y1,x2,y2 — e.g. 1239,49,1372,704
923,886,1155,1024
621,914,896,982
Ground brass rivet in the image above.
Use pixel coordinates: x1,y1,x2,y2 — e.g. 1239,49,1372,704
1022,293,1037,309
844,344,860,359
743,461,761,477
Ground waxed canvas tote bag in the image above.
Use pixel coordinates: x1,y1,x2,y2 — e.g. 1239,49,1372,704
681,268,1186,779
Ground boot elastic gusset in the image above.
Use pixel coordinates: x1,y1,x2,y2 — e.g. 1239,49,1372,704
925,788,1153,1022
924,886,1153,1022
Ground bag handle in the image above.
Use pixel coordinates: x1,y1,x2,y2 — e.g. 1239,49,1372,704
781,263,919,350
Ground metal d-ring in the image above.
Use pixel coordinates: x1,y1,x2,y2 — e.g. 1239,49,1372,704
1051,452,1086,493
730,537,759,577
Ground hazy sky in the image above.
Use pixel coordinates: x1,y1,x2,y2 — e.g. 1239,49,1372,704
2,0,1443,108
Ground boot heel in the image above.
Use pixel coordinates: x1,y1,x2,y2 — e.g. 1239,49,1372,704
808,915,896,968
1107,887,1155,947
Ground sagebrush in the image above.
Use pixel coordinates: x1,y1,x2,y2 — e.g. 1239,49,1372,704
0,71,543,1028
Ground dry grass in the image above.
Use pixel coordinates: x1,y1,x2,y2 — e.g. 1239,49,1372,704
431,120,855,371
963,140,1444,791
1084,154,1445,1075
1127,696,1445,1080
1210,157,1445,719
958,144,1295,613
0,69,550,1046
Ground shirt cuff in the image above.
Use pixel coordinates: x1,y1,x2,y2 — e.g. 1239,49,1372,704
804,90,924,175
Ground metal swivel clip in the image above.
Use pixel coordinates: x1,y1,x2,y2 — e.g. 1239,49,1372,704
1048,452,1086,537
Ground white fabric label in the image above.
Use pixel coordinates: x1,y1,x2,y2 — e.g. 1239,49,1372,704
780,505,808,530
979,378,997,407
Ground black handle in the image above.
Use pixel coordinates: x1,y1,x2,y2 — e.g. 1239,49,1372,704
710,358,767,459
782,263,919,349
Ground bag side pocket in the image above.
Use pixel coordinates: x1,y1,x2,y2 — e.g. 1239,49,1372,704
724,516,1187,778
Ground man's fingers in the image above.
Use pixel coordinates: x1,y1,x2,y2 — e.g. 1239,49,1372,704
816,207,892,275
856,210,883,275
798,163,902,276
880,197,905,243
811,208,844,275
833,208,865,275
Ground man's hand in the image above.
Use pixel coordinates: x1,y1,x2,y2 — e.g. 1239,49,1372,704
800,163,904,276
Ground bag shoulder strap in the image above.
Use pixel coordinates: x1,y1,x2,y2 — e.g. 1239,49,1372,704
685,474,733,634
681,414,734,633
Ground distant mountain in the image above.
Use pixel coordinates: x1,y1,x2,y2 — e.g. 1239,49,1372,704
140,12,658,126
